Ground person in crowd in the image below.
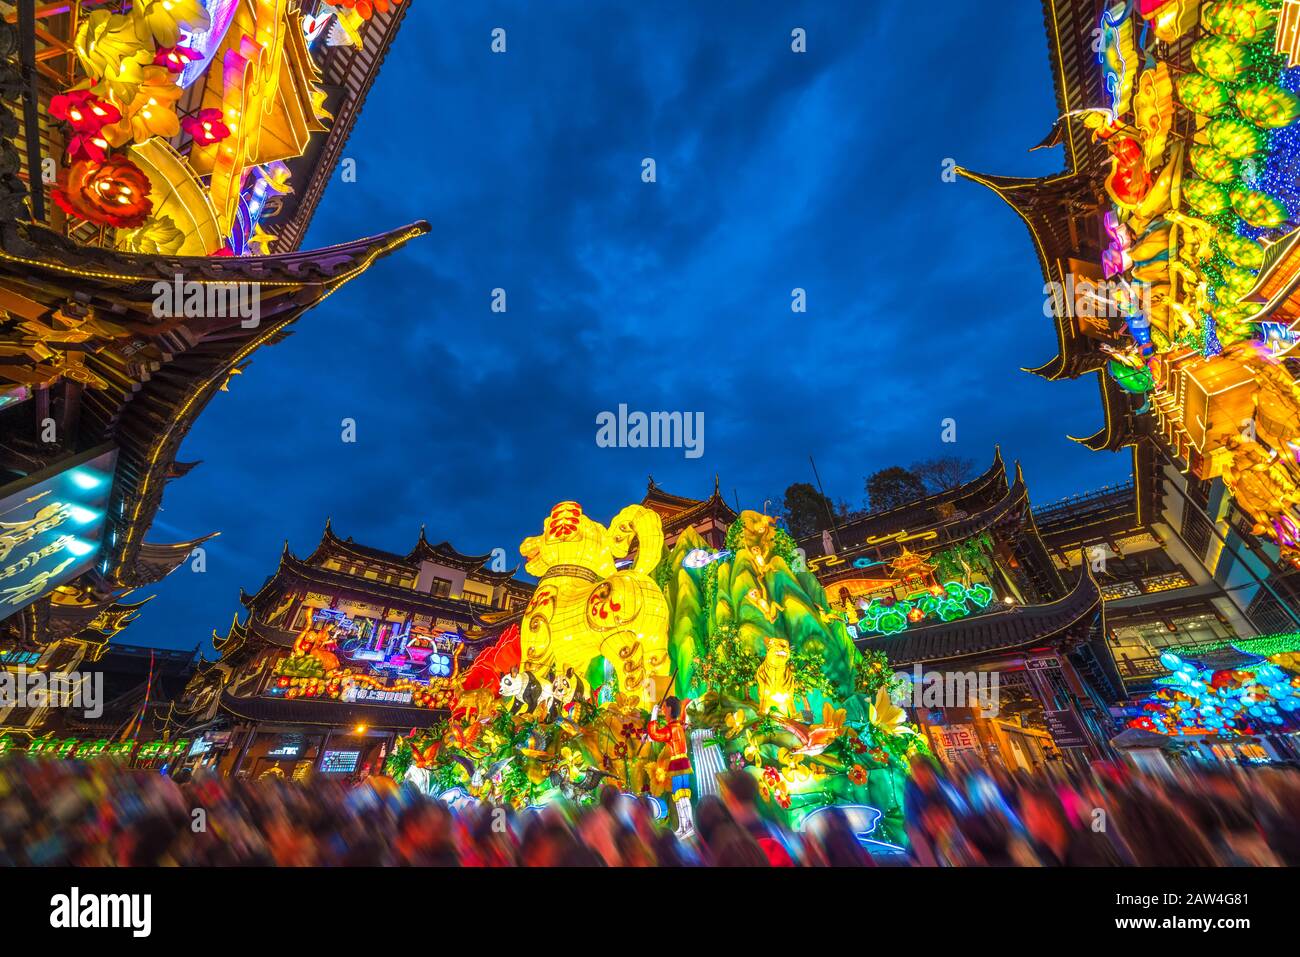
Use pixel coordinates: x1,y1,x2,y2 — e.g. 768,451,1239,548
2,749,1298,867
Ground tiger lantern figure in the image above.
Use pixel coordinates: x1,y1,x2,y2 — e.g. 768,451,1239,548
519,502,670,708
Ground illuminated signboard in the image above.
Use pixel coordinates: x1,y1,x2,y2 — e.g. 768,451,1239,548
320,750,359,773
0,386,30,412
0,446,118,620
0,650,41,667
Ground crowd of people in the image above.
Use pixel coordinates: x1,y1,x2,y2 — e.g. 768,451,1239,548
0,751,1297,866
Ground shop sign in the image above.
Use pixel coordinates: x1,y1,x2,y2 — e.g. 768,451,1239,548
1042,709,1090,749
347,686,413,705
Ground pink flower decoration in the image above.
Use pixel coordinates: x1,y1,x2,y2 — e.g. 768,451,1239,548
182,108,231,146
154,45,201,73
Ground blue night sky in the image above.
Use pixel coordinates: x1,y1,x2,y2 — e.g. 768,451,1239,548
130,1,1130,652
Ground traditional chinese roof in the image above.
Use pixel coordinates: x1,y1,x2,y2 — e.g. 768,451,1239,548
241,547,527,627
270,0,414,252
213,612,250,655
953,0,1199,450
219,689,445,730
640,475,739,533
302,519,527,584
857,560,1102,666
1070,366,1144,452
1,218,429,595
805,449,1009,552
1034,443,1156,560
405,526,522,581
1244,226,1300,316
808,456,1065,605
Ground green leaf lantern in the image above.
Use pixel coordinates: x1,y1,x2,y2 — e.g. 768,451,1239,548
1183,177,1231,215
1201,0,1278,43
1219,260,1259,297
1216,232,1265,270
1177,73,1232,117
1108,358,1155,394
1207,116,1268,159
1231,187,1289,228
1191,35,1249,83
1235,83,1300,129
1189,144,1238,183
1213,300,1257,327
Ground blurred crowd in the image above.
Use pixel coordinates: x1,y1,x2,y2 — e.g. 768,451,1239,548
1,752,1298,866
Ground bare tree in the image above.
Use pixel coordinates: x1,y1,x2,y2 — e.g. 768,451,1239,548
910,456,976,494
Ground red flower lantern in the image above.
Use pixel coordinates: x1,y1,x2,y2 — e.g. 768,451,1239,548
154,45,200,73
50,89,120,134
52,156,153,228
181,108,231,146
66,132,110,163
335,0,401,20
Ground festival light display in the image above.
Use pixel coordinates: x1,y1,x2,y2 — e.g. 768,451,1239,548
1127,633,1300,736
1084,1,1300,565
0,448,118,617
855,581,997,637
45,0,366,256
267,608,462,710
384,504,928,847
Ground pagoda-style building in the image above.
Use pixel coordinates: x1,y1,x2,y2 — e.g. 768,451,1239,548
962,2,1300,629
800,450,1121,767
804,449,1063,609
640,475,737,550
175,521,534,780
0,1,424,729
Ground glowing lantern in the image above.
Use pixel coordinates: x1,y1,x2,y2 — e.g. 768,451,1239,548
1189,145,1238,183
153,44,200,73
1206,116,1268,159
1218,261,1259,297
1216,232,1265,270
1202,0,1278,42
1108,358,1155,394
1235,83,1300,129
52,156,153,228
1183,177,1230,216
1191,35,1249,82
50,89,121,133
1176,72,1231,116
181,107,232,146
1231,188,1290,228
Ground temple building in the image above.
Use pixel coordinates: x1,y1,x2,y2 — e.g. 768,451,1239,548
0,1,424,734
640,476,737,550
957,2,1300,713
796,450,1122,772
174,522,534,780
1034,444,1263,693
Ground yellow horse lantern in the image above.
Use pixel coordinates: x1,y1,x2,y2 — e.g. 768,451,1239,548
518,502,670,707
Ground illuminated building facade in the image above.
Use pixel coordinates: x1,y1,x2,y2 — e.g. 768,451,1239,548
798,451,1123,771
175,522,534,780
0,0,424,733
962,1,1300,644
